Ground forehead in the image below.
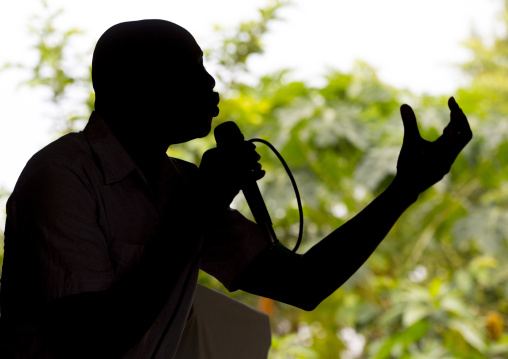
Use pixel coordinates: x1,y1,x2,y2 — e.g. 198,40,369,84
147,20,201,58
92,19,204,90
97,19,202,62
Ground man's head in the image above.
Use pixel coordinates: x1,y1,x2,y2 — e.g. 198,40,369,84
92,19,219,146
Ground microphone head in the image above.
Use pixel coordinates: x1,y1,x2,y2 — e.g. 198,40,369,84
214,121,245,148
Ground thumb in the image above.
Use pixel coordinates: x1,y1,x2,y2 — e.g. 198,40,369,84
400,104,421,145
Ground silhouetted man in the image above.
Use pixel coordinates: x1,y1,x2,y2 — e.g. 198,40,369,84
0,19,472,359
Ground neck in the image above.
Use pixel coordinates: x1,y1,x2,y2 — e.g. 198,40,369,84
117,131,167,191
98,109,168,181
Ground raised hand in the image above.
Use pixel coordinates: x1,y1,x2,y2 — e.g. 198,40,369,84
395,97,472,197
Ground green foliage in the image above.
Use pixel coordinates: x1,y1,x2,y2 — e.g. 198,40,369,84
27,8,81,101
19,1,92,133
205,0,290,88
4,0,508,357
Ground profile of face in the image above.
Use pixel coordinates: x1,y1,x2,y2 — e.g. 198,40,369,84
92,19,220,147
166,47,220,144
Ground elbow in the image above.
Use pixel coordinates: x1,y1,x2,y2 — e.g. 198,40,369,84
291,297,321,312
292,281,339,311
271,290,321,312
294,276,332,311
300,301,319,312
302,295,324,311
290,293,322,312
279,278,329,311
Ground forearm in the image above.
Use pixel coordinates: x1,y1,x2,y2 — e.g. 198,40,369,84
301,178,417,305
234,178,417,311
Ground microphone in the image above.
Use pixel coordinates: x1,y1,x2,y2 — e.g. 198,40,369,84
214,121,278,245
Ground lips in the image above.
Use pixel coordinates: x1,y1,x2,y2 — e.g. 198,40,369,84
210,92,220,117
213,106,220,117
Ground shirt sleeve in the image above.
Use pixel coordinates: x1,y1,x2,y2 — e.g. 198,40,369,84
7,162,115,304
199,208,269,291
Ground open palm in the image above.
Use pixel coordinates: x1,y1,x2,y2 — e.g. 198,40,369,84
396,97,472,195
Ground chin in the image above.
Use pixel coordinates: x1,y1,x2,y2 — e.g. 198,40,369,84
194,114,213,133
174,118,212,144
196,119,213,138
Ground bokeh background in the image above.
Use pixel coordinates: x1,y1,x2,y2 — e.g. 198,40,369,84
1,0,508,357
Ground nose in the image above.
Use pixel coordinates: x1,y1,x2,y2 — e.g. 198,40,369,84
205,68,216,90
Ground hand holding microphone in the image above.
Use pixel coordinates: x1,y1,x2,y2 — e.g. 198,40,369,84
199,121,277,244
199,122,265,212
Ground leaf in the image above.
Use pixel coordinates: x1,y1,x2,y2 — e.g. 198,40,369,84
453,205,508,254
402,305,429,327
399,320,430,347
354,146,399,191
448,319,486,352
439,296,471,318
429,277,443,298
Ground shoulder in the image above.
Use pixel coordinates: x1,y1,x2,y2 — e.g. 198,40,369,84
29,132,91,168
13,132,95,192
7,132,100,223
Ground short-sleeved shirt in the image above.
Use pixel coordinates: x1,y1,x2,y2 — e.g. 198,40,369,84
0,112,268,358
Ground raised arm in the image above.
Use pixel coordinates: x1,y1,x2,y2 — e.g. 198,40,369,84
230,97,472,310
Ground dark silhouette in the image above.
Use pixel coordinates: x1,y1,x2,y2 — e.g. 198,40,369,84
0,19,472,358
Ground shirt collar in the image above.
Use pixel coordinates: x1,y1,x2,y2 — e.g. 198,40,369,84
84,111,137,184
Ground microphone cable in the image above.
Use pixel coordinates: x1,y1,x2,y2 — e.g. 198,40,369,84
248,138,304,253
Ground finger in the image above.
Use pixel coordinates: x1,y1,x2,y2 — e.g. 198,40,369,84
243,141,256,151
250,150,261,162
238,168,265,186
440,97,473,158
448,96,460,111
239,141,260,161
444,97,472,145
251,169,266,181
448,97,464,127
400,104,421,145
239,149,261,164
